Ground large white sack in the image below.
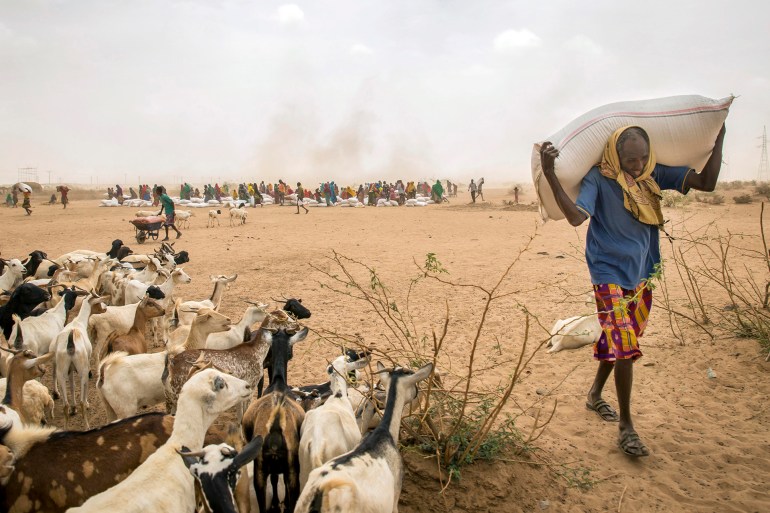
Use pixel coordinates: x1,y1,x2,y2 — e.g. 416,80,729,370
546,314,602,354
531,95,733,222
191,198,203,203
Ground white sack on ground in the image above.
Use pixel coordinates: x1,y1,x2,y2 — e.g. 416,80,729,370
531,95,733,222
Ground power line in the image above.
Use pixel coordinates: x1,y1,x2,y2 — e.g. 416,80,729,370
760,125,769,182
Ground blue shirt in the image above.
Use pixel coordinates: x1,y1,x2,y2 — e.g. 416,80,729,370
575,164,691,289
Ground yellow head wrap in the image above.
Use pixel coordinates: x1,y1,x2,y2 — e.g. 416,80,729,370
599,126,663,227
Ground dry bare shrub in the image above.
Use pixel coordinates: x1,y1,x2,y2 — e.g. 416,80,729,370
656,203,770,359
310,240,563,483
734,194,753,204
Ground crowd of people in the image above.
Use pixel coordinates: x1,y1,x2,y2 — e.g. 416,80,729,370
7,177,500,216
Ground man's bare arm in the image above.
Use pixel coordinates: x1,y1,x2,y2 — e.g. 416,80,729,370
540,142,588,227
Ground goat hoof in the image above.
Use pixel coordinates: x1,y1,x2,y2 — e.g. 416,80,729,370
88,370,93,379
52,391,60,400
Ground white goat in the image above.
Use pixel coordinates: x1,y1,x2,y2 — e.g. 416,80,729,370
0,378,54,426
52,294,104,427
123,267,190,306
166,308,232,355
178,438,264,513
68,368,252,513
229,207,247,226
547,314,602,353
202,304,267,350
96,350,167,421
299,355,370,490
9,287,81,355
0,259,25,292
175,210,192,229
207,209,222,228
295,362,433,513
175,274,238,326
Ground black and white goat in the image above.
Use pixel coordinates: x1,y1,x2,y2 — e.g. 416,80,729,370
294,361,433,513
178,436,264,513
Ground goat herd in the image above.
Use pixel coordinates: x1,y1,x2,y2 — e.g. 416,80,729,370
0,240,433,513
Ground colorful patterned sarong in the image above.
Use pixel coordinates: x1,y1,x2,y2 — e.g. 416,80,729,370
593,283,651,361
164,212,175,227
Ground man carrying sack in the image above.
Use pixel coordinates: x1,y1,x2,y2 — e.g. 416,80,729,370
540,123,726,457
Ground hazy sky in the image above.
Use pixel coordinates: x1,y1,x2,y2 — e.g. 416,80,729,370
1,0,768,186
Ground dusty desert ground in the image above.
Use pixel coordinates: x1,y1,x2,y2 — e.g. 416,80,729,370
1,186,768,513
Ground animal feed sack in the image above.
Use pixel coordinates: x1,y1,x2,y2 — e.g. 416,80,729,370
531,95,733,222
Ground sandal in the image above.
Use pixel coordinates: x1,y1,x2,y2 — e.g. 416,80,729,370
586,399,619,422
619,431,650,457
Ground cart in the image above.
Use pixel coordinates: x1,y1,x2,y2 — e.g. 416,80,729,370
130,216,165,244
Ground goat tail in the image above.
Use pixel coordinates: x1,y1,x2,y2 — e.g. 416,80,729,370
310,477,358,513
96,351,127,388
66,331,76,355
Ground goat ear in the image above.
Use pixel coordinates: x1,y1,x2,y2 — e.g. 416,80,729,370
409,363,434,384
233,436,263,469
347,356,370,372
288,327,308,346
27,352,54,368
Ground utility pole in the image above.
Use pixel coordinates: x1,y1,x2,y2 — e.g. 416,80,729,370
759,126,769,182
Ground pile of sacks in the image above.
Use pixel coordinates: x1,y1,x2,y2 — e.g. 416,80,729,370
405,194,434,207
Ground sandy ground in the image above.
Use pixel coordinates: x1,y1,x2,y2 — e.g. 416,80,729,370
1,187,768,513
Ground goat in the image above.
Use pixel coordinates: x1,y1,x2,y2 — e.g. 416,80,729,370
178,436,264,513
168,303,266,351
257,299,311,395
97,350,167,421
89,287,165,356
104,297,166,356
0,347,54,425
21,250,57,279
123,267,191,306
0,259,25,293
175,274,238,326
229,207,247,226
175,210,193,229
166,308,232,356
242,328,309,513
294,362,433,513
0,379,54,426
208,209,222,228
299,355,370,490
68,368,252,513
51,239,125,266
125,268,192,346
52,294,104,427
547,313,602,353
164,311,264,414
8,286,81,354
0,407,174,513
0,284,50,340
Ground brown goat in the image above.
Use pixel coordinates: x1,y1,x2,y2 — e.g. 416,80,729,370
162,312,280,415
0,410,173,513
0,347,54,424
104,297,166,357
242,328,308,513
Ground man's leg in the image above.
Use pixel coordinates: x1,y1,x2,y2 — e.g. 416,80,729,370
173,224,182,238
163,226,170,241
587,360,615,406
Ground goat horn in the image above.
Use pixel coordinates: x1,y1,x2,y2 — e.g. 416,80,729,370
0,346,20,355
175,448,206,458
